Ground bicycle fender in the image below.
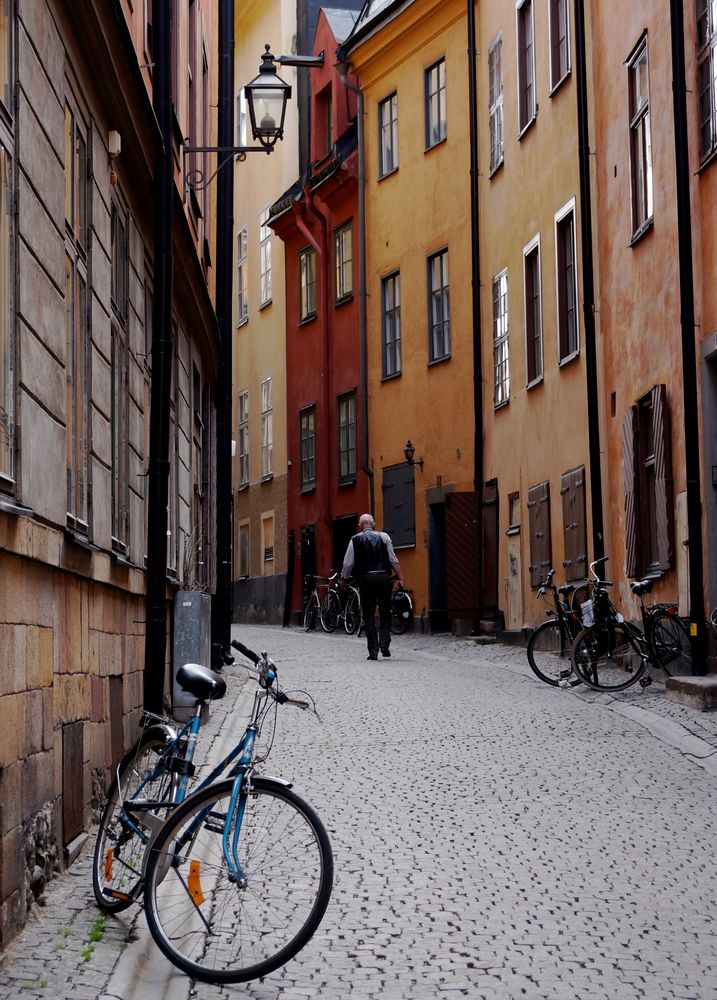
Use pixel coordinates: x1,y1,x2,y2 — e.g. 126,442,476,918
254,775,293,789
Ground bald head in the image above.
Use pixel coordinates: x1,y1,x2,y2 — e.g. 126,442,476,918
359,513,375,531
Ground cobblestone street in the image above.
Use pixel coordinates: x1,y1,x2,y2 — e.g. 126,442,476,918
2,624,717,1000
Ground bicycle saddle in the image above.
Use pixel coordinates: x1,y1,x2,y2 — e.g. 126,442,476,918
558,585,575,596
630,578,654,596
176,662,227,702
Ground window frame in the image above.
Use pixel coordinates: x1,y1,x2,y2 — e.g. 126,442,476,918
627,33,654,242
493,268,510,408
523,235,543,388
424,57,447,151
381,270,402,379
548,0,571,94
488,35,504,176
337,390,357,484
427,247,451,364
516,0,537,137
237,225,248,325
378,91,399,178
697,0,717,164
237,388,249,489
299,404,316,491
260,375,273,481
299,245,317,322
110,322,129,553
334,220,353,303
259,204,272,307
555,198,579,364
238,519,250,578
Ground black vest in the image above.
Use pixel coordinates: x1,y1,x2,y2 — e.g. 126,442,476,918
351,530,391,577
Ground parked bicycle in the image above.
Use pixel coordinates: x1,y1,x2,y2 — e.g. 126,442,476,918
570,556,691,691
526,568,585,687
142,639,333,984
303,574,330,632
390,584,414,635
320,571,362,634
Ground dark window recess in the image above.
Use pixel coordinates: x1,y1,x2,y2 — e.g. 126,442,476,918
622,383,673,578
445,491,482,618
560,467,587,582
382,463,416,548
528,480,552,588
62,721,85,845
482,480,499,617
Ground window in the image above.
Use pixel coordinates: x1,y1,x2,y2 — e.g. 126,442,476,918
262,513,274,573
488,37,504,174
237,389,249,487
111,202,128,325
378,92,398,177
554,202,579,362
259,205,272,306
111,325,129,550
697,0,717,161
171,0,180,114
623,384,674,577
238,521,250,577
428,249,450,362
334,221,353,302
187,0,197,150
0,140,11,483
425,58,447,148
167,332,178,573
517,0,536,134
237,226,248,324
315,85,333,157
523,237,542,386
549,0,570,91
627,36,653,237
143,0,153,65
65,100,89,525
382,464,415,548
338,392,356,482
561,467,586,581
299,246,317,321
236,89,247,146
507,492,521,534
493,269,509,407
381,272,401,378
260,376,272,479
528,481,551,587
201,45,209,246
300,406,316,489
0,0,12,112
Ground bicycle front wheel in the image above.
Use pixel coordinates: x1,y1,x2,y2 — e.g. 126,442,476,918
344,589,361,635
303,594,318,632
651,612,691,675
390,591,413,635
92,726,176,912
143,777,333,984
571,623,644,691
526,619,580,687
320,590,340,633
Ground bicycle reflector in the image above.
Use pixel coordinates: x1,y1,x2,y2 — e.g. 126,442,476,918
188,860,205,906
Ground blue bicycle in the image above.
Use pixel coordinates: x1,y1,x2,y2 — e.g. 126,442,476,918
141,639,333,984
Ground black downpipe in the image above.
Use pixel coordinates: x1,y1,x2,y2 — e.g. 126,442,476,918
669,0,707,672
143,0,174,714
211,0,235,668
573,0,604,562
467,1,483,599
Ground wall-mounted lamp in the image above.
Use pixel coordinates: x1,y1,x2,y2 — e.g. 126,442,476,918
404,440,424,472
108,130,121,186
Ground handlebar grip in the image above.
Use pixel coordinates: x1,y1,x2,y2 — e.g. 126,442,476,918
231,639,260,664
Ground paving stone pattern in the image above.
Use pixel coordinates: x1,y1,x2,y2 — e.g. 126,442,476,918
1,625,717,1000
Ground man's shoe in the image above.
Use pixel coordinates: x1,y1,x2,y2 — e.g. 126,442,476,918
381,648,391,657
367,653,378,660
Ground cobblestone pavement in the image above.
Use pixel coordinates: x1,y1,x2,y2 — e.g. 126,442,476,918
2,625,717,1000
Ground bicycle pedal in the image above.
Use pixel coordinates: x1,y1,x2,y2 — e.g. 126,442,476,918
639,675,652,688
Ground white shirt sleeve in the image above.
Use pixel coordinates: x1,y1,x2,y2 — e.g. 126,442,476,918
341,540,355,579
381,532,399,566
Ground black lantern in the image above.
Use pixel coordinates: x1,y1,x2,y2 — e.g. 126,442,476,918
244,45,292,150
403,440,424,471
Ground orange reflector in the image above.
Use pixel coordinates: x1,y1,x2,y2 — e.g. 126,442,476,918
104,848,113,881
108,890,131,901
690,622,697,636
188,860,204,905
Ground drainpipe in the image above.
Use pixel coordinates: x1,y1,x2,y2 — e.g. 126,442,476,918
143,0,174,714
573,0,605,563
669,0,707,672
335,60,374,512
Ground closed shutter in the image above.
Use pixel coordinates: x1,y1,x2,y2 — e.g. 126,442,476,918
482,480,499,616
446,491,481,617
561,466,586,582
528,481,551,588
622,405,639,578
382,464,416,548
651,383,674,572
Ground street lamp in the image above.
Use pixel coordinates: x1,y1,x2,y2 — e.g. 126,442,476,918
244,45,292,149
404,440,424,473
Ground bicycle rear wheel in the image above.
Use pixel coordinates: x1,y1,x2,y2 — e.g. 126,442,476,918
143,777,333,984
651,612,691,675
390,591,413,635
92,726,176,912
303,594,319,632
526,619,581,687
344,589,361,635
571,623,644,691
320,590,340,633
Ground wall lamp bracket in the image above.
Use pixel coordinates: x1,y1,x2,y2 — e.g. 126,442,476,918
404,440,424,473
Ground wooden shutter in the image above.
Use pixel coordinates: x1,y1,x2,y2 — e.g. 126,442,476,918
482,480,499,616
561,466,586,582
382,464,416,548
651,383,674,572
528,481,551,588
622,404,639,578
446,491,481,617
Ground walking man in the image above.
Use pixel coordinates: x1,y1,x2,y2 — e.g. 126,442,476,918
342,514,404,660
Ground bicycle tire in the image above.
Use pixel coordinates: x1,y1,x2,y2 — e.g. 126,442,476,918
344,589,361,635
320,590,340,633
390,591,413,635
143,777,333,984
92,726,176,912
526,619,581,688
650,612,691,675
570,622,645,692
303,594,318,632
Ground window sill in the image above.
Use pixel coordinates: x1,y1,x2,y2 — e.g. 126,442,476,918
424,135,447,154
697,145,717,174
548,69,571,98
629,217,654,247
488,158,504,180
335,292,354,308
111,549,134,568
298,313,317,327
338,476,357,488
237,482,250,492
378,166,398,182
428,353,451,368
393,542,416,551
526,374,544,390
237,315,249,329
505,525,520,536
494,398,510,411
558,349,580,369
300,484,316,495
381,370,402,383
259,298,273,311
0,495,33,517
260,474,274,485
64,528,99,552
518,115,537,141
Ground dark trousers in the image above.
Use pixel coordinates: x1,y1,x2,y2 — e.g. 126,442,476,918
359,572,392,657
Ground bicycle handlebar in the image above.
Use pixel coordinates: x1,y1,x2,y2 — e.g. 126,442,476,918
231,638,260,664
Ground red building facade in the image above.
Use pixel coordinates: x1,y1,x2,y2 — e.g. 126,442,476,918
271,10,369,618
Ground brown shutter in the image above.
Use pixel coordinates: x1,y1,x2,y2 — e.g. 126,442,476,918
561,467,586,582
651,383,674,572
528,481,551,588
482,480,499,616
623,405,639,578
446,492,481,617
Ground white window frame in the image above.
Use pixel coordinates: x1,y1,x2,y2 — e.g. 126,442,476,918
548,0,571,93
261,510,275,574
259,205,272,306
260,375,273,479
238,518,250,578
378,92,399,177
425,58,447,149
697,0,717,162
338,392,357,483
493,268,510,408
334,221,353,302
237,388,249,488
300,405,316,489
428,248,450,363
299,246,317,321
237,225,248,325
488,35,504,175
554,198,580,364
523,234,543,388
627,34,653,240
381,271,401,378
516,0,536,136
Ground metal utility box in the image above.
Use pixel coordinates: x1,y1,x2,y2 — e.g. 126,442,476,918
172,591,211,721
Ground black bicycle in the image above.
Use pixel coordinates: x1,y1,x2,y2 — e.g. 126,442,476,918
390,585,413,635
526,569,585,687
570,557,691,691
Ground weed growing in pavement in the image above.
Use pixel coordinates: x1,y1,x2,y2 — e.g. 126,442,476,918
87,914,107,943
21,979,48,990
80,946,94,962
